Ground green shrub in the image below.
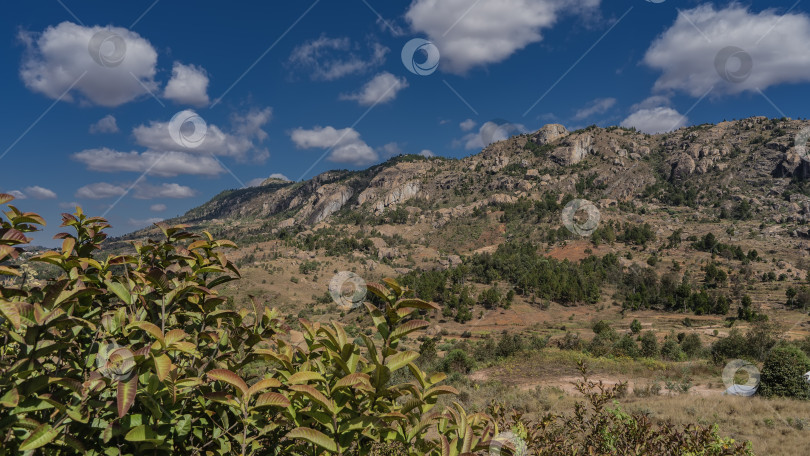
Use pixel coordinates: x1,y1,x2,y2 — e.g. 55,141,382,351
640,331,660,358
630,319,642,334
440,349,476,374
759,344,810,399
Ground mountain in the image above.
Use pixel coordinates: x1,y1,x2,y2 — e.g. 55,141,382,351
112,116,810,335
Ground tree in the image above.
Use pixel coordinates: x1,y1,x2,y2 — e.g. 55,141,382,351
630,319,642,334
640,331,660,358
759,344,810,399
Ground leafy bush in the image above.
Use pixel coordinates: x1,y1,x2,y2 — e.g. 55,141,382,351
759,344,810,399
0,196,492,455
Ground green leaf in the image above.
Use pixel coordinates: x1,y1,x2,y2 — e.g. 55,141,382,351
153,353,171,381
117,375,138,418
253,392,290,409
288,371,325,384
390,319,430,342
286,427,337,452
206,369,248,397
125,425,164,444
395,298,440,311
384,351,419,372
19,423,60,451
105,280,133,306
0,388,20,407
0,301,21,330
127,321,164,347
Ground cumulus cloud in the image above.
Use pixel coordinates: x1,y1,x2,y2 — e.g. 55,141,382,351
24,186,57,199
133,182,195,199
380,142,404,157
405,0,599,74
288,36,388,80
149,203,167,212
246,174,289,187
456,121,527,150
75,182,128,199
419,149,435,157
75,181,195,200
19,22,158,107
132,108,271,161
6,190,26,200
290,126,378,165
89,114,119,134
163,62,210,107
573,97,616,120
645,4,810,96
621,106,687,134
459,119,477,131
72,148,224,177
339,72,408,106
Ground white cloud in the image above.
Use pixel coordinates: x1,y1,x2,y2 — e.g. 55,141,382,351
89,114,119,134
459,119,477,131
621,106,687,134
380,142,403,157
149,203,167,212
72,148,224,177
24,186,56,199
19,22,158,107
163,62,210,107
133,183,195,199
75,182,128,199
290,126,378,165
74,181,195,200
419,149,435,157
288,36,388,80
6,190,26,200
405,0,599,74
132,108,271,161
339,72,408,106
457,121,527,150
573,97,616,120
644,4,810,96
268,173,290,181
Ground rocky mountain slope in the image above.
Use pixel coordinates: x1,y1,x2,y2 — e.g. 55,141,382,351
113,116,810,336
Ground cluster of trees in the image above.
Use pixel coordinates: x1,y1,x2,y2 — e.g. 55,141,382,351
296,228,376,257
556,321,703,362
692,232,757,262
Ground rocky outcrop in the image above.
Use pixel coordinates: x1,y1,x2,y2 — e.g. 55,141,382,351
554,134,593,165
532,124,568,145
296,184,353,224
357,162,427,213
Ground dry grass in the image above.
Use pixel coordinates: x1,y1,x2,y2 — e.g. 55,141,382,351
458,348,810,455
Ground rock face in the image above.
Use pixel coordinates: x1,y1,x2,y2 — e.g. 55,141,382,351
554,134,594,165
357,162,426,213
297,184,353,224
532,124,568,145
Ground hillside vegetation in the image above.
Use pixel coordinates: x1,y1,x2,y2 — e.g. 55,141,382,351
0,196,754,455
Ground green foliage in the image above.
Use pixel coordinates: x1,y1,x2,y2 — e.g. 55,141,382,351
0,196,499,455
759,345,810,399
630,319,642,334
639,331,660,358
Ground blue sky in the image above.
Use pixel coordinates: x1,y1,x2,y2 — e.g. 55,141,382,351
2,0,810,244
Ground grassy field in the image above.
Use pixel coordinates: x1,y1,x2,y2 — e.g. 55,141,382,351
445,348,810,456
